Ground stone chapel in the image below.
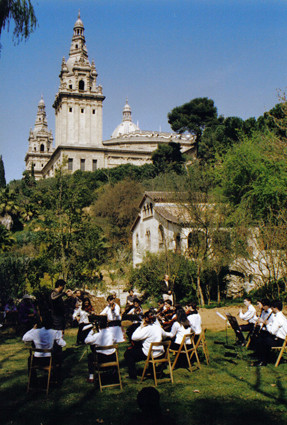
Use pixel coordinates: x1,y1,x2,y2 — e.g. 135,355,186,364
25,13,196,180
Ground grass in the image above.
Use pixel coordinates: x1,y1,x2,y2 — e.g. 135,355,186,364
1,327,287,425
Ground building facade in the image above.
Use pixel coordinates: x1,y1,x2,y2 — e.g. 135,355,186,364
25,13,196,179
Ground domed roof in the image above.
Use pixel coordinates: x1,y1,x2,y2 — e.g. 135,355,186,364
38,96,45,107
111,99,140,138
74,11,84,28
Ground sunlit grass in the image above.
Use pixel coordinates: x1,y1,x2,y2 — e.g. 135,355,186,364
0,328,287,425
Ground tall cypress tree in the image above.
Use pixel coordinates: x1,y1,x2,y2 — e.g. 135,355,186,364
0,155,6,188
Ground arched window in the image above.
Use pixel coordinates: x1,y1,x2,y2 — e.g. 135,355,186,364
188,231,206,258
79,80,85,91
175,233,181,253
40,144,45,152
145,229,151,252
158,225,165,250
136,234,139,252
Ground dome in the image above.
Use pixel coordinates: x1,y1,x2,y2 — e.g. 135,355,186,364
38,96,45,107
112,121,139,138
111,99,140,138
74,11,84,29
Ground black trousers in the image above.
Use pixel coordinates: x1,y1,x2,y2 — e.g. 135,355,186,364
255,333,285,363
124,345,146,378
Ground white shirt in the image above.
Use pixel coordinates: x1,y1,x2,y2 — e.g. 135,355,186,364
101,304,121,321
267,311,287,340
85,328,115,355
167,321,192,345
22,327,66,357
260,308,274,326
72,307,90,324
187,313,202,335
239,304,257,324
132,322,168,357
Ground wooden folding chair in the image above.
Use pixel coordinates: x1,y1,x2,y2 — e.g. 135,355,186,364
189,330,209,367
27,348,53,395
93,344,122,392
141,341,173,386
169,333,194,371
272,336,287,367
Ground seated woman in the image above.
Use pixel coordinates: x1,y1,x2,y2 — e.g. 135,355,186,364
124,310,169,380
100,295,124,343
185,302,202,343
166,307,192,349
72,298,94,345
124,298,144,342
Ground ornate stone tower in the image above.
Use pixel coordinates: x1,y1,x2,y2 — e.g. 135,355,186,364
53,12,105,148
25,96,53,180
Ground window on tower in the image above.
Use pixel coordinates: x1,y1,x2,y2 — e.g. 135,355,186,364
79,80,85,91
69,107,73,112
40,144,45,152
92,109,96,114
81,108,84,113
69,85,72,89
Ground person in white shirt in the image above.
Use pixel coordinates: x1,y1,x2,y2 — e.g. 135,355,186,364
100,295,124,343
22,316,66,383
166,308,192,349
237,297,257,344
73,298,93,345
185,302,202,342
124,310,169,379
254,300,287,366
85,317,116,383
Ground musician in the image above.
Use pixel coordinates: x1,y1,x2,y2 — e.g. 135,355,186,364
185,302,202,342
125,289,136,313
124,310,169,380
22,315,66,383
166,307,192,349
161,300,176,331
72,298,94,345
257,299,273,326
238,297,257,341
50,279,73,331
162,274,173,303
124,298,144,342
85,317,116,383
254,300,287,366
100,295,124,343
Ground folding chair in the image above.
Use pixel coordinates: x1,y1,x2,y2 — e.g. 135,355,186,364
27,348,53,395
272,336,287,367
141,341,173,386
169,333,194,371
189,330,209,368
93,344,122,392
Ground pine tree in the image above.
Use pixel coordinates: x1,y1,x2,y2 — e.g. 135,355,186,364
0,155,6,188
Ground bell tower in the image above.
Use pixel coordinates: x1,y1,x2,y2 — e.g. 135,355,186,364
25,96,53,180
53,12,105,148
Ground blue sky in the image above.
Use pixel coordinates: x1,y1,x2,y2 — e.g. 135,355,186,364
1,0,287,183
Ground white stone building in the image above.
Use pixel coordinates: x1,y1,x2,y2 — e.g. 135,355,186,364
25,13,196,179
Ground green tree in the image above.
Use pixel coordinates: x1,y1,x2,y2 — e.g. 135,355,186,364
0,0,37,51
151,142,185,174
168,97,218,151
0,155,6,188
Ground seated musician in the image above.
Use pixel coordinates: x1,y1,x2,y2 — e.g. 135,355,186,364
72,298,94,345
161,300,176,331
125,289,136,313
237,297,257,343
22,315,66,383
124,298,144,342
253,300,287,366
85,317,116,383
166,307,192,349
124,310,169,380
185,302,202,342
100,295,124,343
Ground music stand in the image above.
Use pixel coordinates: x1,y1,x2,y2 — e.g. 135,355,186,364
226,313,245,345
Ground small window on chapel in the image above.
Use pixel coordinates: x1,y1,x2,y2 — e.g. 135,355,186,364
80,159,85,171
69,107,73,112
92,109,96,115
81,108,84,113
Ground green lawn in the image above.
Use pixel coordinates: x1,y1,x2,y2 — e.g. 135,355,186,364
1,328,287,425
